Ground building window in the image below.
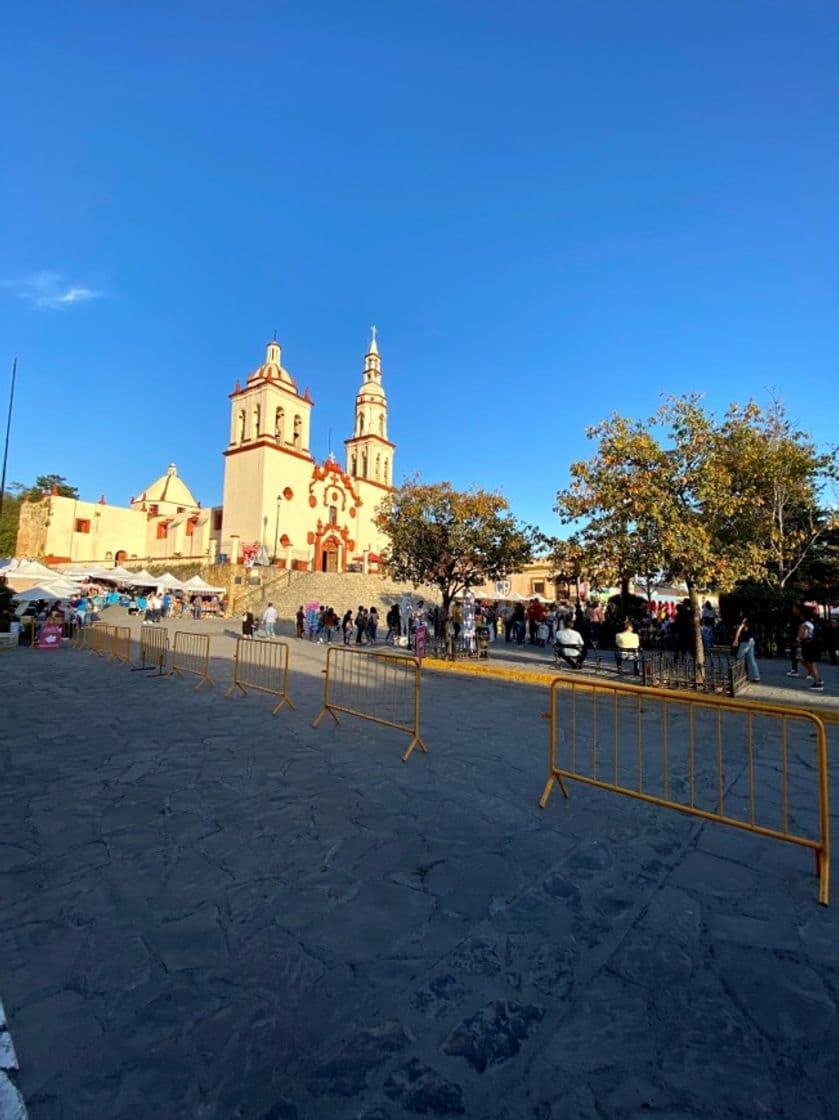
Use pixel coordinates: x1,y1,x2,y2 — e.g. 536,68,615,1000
105,551,113,561
186,516,198,537
254,403,261,437
379,415,384,435
532,581,545,595
275,407,285,442
239,409,246,441
149,504,159,517
350,454,357,476
361,451,368,478
374,454,381,480
358,415,365,435
293,415,301,449
383,457,389,485
213,509,223,531
74,518,90,534
156,522,169,540
328,505,337,525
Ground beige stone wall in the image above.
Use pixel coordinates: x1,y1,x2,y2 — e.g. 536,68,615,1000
15,499,50,557
32,496,148,564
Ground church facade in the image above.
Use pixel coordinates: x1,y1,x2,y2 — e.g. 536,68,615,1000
16,333,396,573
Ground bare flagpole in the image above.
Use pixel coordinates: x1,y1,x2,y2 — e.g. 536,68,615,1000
0,357,17,518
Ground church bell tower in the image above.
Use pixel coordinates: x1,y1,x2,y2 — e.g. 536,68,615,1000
344,327,394,488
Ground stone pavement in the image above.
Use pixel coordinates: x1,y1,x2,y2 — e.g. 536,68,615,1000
1,613,838,1119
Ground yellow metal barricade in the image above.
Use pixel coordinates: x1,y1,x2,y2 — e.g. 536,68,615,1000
540,676,830,905
226,638,295,714
170,630,215,690
109,625,132,666
87,622,112,657
133,625,169,675
313,646,428,762
20,618,37,648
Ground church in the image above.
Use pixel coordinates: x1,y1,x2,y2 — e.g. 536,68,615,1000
16,332,396,574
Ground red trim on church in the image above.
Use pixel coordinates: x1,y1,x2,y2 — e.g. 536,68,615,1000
223,440,315,464
344,433,396,449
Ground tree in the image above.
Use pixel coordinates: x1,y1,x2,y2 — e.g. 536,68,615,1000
556,396,772,666
375,478,537,616
23,474,79,500
714,399,837,590
0,491,22,557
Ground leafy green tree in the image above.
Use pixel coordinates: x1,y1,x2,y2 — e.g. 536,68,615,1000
714,399,837,590
0,491,22,556
24,474,79,500
557,396,773,665
375,477,537,616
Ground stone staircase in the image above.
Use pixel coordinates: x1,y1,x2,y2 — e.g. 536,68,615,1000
233,568,440,623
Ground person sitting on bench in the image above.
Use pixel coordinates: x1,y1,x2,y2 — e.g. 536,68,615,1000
555,620,586,669
615,621,641,675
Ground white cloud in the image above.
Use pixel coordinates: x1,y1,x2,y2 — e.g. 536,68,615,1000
13,271,101,309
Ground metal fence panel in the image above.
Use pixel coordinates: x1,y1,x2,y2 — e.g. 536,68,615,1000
134,626,169,675
540,675,830,904
226,638,295,715
170,630,215,690
313,646,428,762
109,625,132,666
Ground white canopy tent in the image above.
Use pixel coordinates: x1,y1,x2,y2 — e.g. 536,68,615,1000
3,559,65,590
182,574,225,594
125,569,158,586
154,572,185,590
12,584,78,607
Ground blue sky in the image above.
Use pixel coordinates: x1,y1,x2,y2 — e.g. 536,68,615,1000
2,1,837,534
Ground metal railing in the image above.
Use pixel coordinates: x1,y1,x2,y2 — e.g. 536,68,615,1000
540,675,830,905
313,646,428,762
132,625,169,675
170,630,215,690
639,650,748,696
226,637,295,715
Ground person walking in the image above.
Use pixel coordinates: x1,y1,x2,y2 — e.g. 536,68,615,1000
261,602,278,638
368,606,379,642
341,609,354,645
355,606,368,644
295,606,305,639
798,611,824,691
733,615,761,683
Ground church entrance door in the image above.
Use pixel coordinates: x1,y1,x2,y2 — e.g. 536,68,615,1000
321,542,339,573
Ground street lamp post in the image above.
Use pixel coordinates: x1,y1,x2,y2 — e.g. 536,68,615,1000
273,495,282,565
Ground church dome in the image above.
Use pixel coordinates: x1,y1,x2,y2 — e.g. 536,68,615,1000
247,340,298,389
134,463,199,509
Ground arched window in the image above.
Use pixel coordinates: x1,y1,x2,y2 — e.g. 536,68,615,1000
384,457,389,484
379,415,384,435
328,505,337,525
358,414,365,435
238,409,246,441
293,415,302,449
253,404,261,437
350,454,357,476
274,407,285,442
361,451,368,478
374,454,381,481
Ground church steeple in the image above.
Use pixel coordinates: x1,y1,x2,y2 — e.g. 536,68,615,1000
344,327,394,487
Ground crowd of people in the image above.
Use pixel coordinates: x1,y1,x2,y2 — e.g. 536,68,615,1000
246,603,392,644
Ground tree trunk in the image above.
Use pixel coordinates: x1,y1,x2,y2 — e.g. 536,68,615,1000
620,576,630,617
687,582,704,673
